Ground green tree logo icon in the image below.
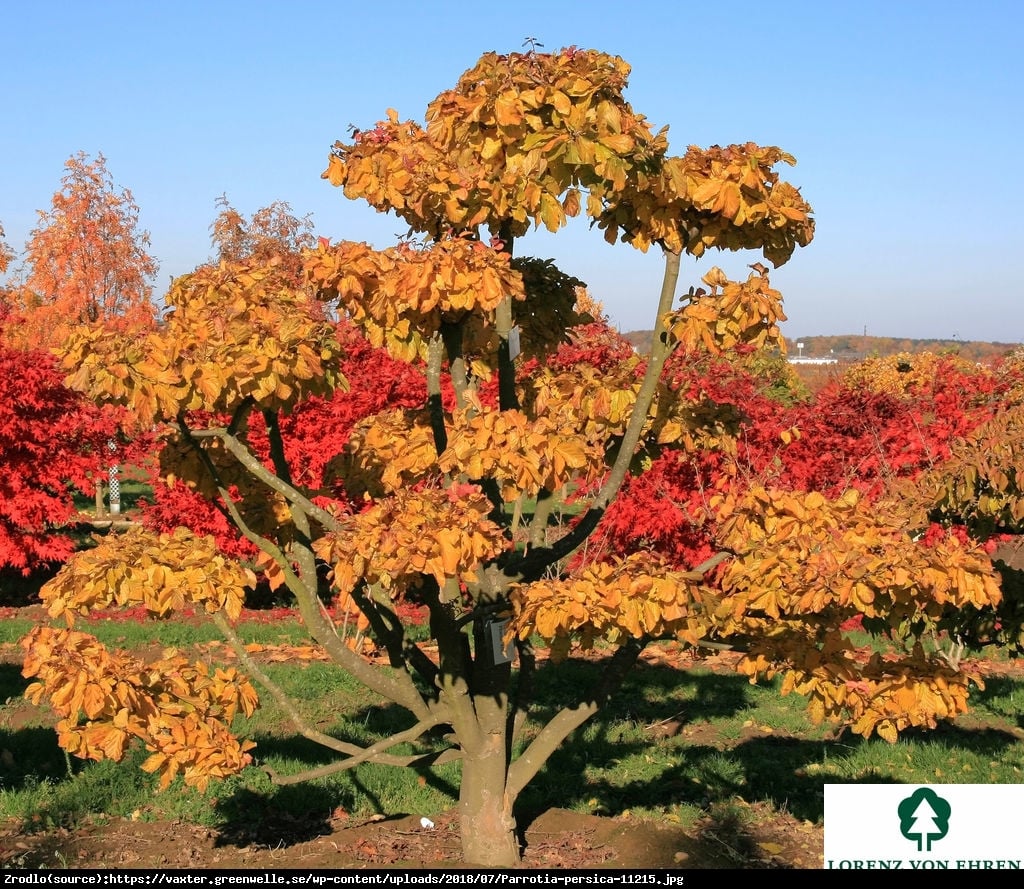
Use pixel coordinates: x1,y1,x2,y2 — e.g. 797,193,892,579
898,788,951,852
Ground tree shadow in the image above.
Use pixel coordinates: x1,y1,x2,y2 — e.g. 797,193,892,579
526,655,755,727
213,785,338,847
0,664,71,794
0,661,28,701
0,568,53,607
8,650,1024,856
968,675,1024,732
514,658,1024,827
210,699,462,848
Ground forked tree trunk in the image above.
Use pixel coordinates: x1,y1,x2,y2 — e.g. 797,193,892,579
459,741,519,866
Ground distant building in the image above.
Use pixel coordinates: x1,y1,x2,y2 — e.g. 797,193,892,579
787,356,838,365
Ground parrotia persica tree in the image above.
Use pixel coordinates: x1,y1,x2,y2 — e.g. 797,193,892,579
23,46,997,866
6,152,158,351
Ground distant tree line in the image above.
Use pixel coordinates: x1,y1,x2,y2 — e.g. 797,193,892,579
624,330,1019,364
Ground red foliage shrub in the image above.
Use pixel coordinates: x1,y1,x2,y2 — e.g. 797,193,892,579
0,338,123,572
593,351,1012,570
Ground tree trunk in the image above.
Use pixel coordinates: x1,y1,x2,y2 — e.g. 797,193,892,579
459,740,520,866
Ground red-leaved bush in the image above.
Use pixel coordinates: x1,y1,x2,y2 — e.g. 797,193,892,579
0,331,126,572
593,350,1020,571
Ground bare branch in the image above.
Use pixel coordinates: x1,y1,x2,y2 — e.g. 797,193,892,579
264,713,460,785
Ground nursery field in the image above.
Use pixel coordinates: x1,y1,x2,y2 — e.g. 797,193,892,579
4,42,1024,869
2,606,1024,869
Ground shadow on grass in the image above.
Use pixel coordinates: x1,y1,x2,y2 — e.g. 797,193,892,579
0,567,54,607
6,653,1024,853
0,661,28,701
213,785,337,847
211,658,1024,846
969,675,1024,732
0,664,70,796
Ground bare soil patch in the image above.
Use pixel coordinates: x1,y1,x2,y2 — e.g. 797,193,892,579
1,804,822,870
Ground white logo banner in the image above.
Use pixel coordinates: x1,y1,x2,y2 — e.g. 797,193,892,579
825,784,1024,869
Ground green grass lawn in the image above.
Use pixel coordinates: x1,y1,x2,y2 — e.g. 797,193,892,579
2,614,1022,836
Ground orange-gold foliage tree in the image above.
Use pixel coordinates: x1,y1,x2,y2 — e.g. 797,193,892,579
207,195,316,292
8,152,158,351
27,47,1001,867
0,223,12,278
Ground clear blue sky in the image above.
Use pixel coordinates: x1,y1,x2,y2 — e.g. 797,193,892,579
2,0,1021,342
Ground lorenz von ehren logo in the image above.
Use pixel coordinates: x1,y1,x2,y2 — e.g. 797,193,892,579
825,784,1024,870
898,788,951,852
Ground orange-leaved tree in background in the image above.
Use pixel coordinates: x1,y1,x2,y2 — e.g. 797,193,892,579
208,194,316,291
7,152,158,351
0,223,12,277
0,222,14,312
22,46,999,867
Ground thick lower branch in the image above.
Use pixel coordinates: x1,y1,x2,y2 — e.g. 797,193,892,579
351,582,440,691
261,408,294,487
527,489,554,550
503,250,683,582
179,422,432,718
424,580,485,755
264,712,456,785
193,426,343,533
440,319,472,412
267,745,464,786
495,226,519,412
508,638,536,749
212,612,443,767
426,333,448,456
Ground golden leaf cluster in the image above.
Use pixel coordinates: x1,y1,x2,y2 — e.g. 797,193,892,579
22,626,257,790
439,408,603,501
345,393,616,503
512,553,714,658
313,484,509,596
325,49,812,263
715,486,1001,625
664,267,787,359
526,349,747,461
157,434,294,542
528,360,642,443
706,482,1005,740
305,237,525,364
323,110,449,235
742,642,981,742
326,49,665,240
61,260,345,425
343,409,440,495
842,351,991,399
911,404,1024,532
650,395,747,456
594,144,814,263
39,526,255,624
995,347,1024,407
